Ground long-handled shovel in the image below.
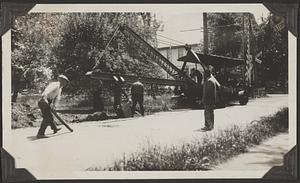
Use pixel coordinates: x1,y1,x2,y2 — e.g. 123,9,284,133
50,108,74,132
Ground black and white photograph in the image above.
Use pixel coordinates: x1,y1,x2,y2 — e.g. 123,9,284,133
1,2,298,181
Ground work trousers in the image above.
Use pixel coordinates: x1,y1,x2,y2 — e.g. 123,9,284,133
37,99,57,135
204,104,214,129
132,94,144,116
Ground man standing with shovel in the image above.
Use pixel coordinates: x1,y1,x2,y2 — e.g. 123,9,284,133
37,75,69,138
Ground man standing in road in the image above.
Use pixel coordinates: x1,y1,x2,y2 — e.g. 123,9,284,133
201,70,217,131
37,75,69,138
131,77,145,116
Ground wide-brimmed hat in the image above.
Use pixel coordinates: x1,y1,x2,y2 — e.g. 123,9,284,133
58,75,69,82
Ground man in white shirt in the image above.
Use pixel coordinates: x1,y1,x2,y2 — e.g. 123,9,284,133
37,75,69,138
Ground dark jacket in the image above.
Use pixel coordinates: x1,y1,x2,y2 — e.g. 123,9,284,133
202,78,216,106
131,81,144,96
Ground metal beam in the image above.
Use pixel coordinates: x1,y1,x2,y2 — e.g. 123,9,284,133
119,25,198,87
86,72,185,86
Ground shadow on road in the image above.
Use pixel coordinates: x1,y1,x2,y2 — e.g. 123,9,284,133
226,103,240,107
26,132,71,141
247,157,283,167
245,146,287,167
194,128,214,132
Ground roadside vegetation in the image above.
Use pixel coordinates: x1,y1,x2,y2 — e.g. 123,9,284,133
86,107,288,171
11,92,175,129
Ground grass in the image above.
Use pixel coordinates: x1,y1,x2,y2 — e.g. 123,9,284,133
144,94,174,114
86,107,288,171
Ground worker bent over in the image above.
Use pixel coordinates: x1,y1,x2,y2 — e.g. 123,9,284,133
131,77,145,116
201,70,216,131
37,75,69,138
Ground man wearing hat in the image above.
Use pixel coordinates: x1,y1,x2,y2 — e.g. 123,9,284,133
201,70,216,131
37,75,69,138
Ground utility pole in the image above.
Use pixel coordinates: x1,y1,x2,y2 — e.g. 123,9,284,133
249,13,256,87
242,13,246,83
203,12,209,55
245,13,253,88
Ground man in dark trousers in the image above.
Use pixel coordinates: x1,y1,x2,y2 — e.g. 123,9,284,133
11,65,24,102
201,70,217,131
112,76,125,118
131,77,145,116
93,80,104,112
37,75,69,138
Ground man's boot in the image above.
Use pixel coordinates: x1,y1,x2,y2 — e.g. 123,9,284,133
53,127,62,134
37,134,49,139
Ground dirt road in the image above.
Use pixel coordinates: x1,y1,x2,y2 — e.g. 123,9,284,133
7,94,289,179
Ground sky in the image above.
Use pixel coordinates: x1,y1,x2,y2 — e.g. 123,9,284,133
156,10,270,48
156,12,204,48
29,4,270,49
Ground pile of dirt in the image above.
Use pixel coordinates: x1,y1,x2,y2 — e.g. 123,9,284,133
70,112,114,123
11,102,42,129
11,102,114,129
11,102,127,129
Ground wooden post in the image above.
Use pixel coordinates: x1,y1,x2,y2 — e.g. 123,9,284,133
203,13,209,55
242,13,246,83
249,13,257,87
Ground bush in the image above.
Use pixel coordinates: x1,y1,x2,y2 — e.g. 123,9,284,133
144,94,174,114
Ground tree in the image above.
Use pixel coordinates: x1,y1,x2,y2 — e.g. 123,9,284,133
207,13,288,92
11,13,66,92
12,12,163,97
53,13,164,94
207,13,243,58
256,14,288,91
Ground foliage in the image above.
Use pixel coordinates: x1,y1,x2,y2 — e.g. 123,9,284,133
143,94,174,114
11,13,66,91
53,13,164,94
11,13,163,95
256,14,288,90
208,13,244,58
86,108,288,171
207,13,288,91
